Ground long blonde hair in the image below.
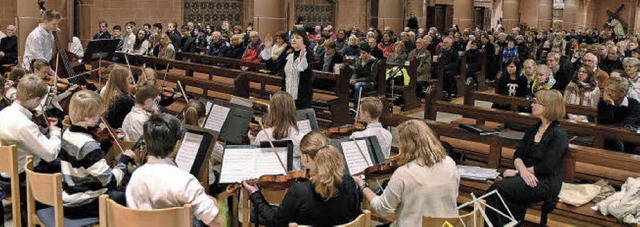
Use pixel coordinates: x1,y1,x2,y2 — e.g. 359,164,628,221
101,65,131,108
396,119,447,167
180,100,206,126
300,132,344,201
265,92,298,139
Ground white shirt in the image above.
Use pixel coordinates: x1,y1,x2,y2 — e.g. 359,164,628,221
252,126,304,170
126,157,219,224
121,106,151,141
370,157,460,227
122,33,136,53
260,49,309,100
350,122,393,158
130,40,150,56
0,103,61,173
22,24,54,71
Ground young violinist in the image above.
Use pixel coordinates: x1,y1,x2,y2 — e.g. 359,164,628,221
31,59,79,120
350,97,393,158
22,9,61,71
101,65,134,128
352,119,460,226
58,90,135,218
4,67,26,102
126,113,223,227
0,75,61,225
0,75,12,110
241,131,361,226
121,85,160,141
137,67,179,107
250,91,304,170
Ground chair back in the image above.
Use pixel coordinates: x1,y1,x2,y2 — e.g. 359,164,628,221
25,155,64,227
289,210,371,227
422,202,485,227
98,195,192,227
0,145,21,227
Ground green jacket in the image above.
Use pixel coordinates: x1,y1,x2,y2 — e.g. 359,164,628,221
408,48,432,82
351,57,379,84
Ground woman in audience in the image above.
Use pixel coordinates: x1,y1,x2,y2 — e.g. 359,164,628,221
101,65,134,128
377,31,395,59
353,119,459,226
152,33,175,59
260,31,289,74
493,58,527,110
131,29,150,55
225,34,246,59
335,29,347,51
521,59,537,84
386,41,407,65
564,65,600,122
341,35,360,57
622,57,640,100
250,91,304,169
242,131,361,226
528,64,557,98
486,89,568,226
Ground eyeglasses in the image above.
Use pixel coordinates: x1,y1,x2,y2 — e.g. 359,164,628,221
624,64,635,69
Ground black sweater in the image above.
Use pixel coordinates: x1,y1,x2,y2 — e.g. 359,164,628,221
249,174,361,227
105,94,134,128
597,97,640,128
0,36,17,62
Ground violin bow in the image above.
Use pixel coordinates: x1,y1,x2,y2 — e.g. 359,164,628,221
351,87,370,167
257,118,287,173
99,116,126,153
354,87,363,125
177,80,190,103
161,63,170,89
123,53,137,85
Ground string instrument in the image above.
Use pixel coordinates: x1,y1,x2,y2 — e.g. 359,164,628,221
327,87,366,137
130,136,147,166
97,116,126,153
51,31,97,113
362,155,400,177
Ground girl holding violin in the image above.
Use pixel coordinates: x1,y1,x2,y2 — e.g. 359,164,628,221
58,90,135,218
250,91,305,170
101,65,134,128
241,131,361,226
352,119,460,227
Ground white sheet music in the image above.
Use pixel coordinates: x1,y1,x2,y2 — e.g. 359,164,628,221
297,120,312,135
341,140,373,175
175,132,203,173
204,104,230,132
219,147,288,183
205,101,213,115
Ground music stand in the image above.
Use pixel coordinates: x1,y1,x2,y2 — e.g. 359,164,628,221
82,39,119,87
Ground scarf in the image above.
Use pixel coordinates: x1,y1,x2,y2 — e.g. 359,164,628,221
271,43,288,60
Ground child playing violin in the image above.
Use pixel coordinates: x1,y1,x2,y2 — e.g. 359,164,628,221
31,59,79,121
58,90,135,219
121,85,160,141
350,97,393,158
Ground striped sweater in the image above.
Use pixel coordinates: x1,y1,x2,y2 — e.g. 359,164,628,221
59,125,132,207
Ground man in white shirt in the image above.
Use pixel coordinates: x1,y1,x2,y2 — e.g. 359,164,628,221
350,97,393,158
0,74,61,225
122,86,159,141
22,9,61,71
126,114,222,226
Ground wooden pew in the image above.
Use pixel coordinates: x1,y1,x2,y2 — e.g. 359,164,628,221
379,60,421,111
460,50,488,92
116,53,352,126
176,52,267,70
424,86,640,150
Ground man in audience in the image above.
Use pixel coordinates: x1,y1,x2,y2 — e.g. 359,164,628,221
208,31,230,57
547,52,572,90
178,25,195,53
93,20,111,40
438,37,459,101
583,53,610,89
166,21,182,49
126,114,223,227
600,46,624,74
112,25,124,51
368,38,384,60
598,77,640,152
0,25,18,71
241,31,263,63
350,44,378,109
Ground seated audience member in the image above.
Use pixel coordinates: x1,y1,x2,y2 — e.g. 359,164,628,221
178,25,196,53
315,39,343,73
350,44,378,108
101,65,134,128
598,77,640,152
353,119,460,226
224,34,246,59
622,57,640,100
0,25,18,71
502,38,519,63
528,64,557,98
153,33,176,60
547,52,572,90
242,132,361,226
166,21,182,50
377,31,394,59
59,90,135,218
122,86,160,141
130,29,150,55
599,46,623,74
126,114,223,227
521,59,537,85
408,38,432,97
493,58,527,110
260,32,290,74
564,65,600,122
582,53,609,90
250,92,304,169
208,31,230,57
350,97,393,158
93,20,111,40
486,90,568,226
386,41,407,65
465,41,482,83
241,31,264,63
438,37,460,100
112,25,124,51
368,38,384,60
341,35,360,57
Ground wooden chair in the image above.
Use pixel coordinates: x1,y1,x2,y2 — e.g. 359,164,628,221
25,156,99,227
422,202,485,227
241,188,288,227
0,145,20,227
98,194,192,227
288,210,371,227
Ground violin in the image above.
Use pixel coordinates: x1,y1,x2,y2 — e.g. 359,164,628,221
326,123,366,136
362,155,400,177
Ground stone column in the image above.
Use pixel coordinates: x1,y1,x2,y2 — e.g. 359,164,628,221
253,0,286,37
537,0,553,30
501,0,519,30
378,0,404,32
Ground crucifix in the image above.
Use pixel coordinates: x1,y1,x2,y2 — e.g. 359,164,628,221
604,4,627,36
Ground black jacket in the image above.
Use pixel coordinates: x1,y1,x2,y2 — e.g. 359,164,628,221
315,51,343,72
249,174,361,226
599,58,623,74
167,31,182,50
224,44,245,59
179,36,196,53
438,47,460,76
554,57,574,90
93,31,111,40
597,97,640,128
0,36,18,63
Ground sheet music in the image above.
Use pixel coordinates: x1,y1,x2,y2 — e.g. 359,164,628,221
297,120,312,135
341,140,373,175
175,132,203,173
219,147,288,183
205,101,213,115
203,104,230,132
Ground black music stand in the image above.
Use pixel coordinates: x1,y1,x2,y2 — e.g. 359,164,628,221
82,39,119,87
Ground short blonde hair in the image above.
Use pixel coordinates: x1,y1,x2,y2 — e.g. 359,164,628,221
534,90,565,121
396,119,447,167
16,74,48,101
69,90,106,124
359,97,383,119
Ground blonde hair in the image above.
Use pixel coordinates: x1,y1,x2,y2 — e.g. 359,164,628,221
180,100,206,126
396,119,447,167
16,74,48,101
42,9,61,22
101,65,131,109
359,97,383,119
300,132,344,201
138,67,156,87
535,90,566,121
394,41,406,52
265,92,298,139
69,90,106,124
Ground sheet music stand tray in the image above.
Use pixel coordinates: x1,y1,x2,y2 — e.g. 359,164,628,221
82,39,120,63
